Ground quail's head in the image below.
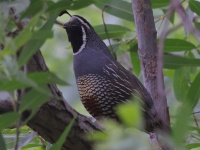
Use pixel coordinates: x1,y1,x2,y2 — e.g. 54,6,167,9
63,15,94,54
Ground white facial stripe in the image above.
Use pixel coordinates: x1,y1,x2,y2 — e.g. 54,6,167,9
73,26,87,55
74,16,90,29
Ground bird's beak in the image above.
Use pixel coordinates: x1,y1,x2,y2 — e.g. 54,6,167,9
63,22,68,29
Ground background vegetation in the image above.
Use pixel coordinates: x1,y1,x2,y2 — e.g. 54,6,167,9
0,0,200,149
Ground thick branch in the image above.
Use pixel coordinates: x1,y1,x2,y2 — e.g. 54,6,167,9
0,51,102,150
132,0,171,149
132,0,169,128
25,51,103,150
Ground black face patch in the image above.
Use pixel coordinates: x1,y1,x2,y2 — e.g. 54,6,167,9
66,26,84,54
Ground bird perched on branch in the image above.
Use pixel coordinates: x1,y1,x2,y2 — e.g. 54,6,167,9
63,14,165,132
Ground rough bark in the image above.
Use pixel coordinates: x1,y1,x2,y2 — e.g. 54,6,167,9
132,0,171,149
26,51,103,150
132,0,170,131
0,51,102,150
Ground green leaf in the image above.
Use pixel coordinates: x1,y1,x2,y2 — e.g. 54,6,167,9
21,0,44,18
0,13,41,58
0,133,7,150
18,41,44,66
172,104,190,146
186,143,200,149
194,22,200,30
186,72,200,109
62,0,94,10
31,30,53,40
50,117,76,150
116,102,141,127
130,52,141,76
0,71,66,91
94,24,130,40
19,88,50,112
173,67,190,102
163,69,174,78
94,0,133,22
189,0,200,16
187,52,197,74
27,72,68,85
0,79,29,91
47,0,92,13
163,10,175,24
163,39,196,52
18,132,37,150
18,13,58,67
151,0,170,8
47,0,71,13
129,41,141,76
47,0,94,12
0,112,20,130
173,72,200,145
21,144,43,149
87,131,108,142
164,54,200,69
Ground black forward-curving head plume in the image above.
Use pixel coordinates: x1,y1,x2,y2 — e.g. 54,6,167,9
63,15,93,55
59,10,71,17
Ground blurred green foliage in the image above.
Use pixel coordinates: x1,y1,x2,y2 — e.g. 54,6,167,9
0,0,200,149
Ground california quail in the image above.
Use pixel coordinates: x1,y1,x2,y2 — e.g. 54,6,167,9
63,15,164,132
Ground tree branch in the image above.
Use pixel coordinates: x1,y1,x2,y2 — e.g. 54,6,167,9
26,51,104,150
132,0,171,149
171,0,200,40
0,51,103,150
131,0,170,128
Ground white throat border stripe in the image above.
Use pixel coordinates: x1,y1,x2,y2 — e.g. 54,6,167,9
75,16,91,29
73,26,87,55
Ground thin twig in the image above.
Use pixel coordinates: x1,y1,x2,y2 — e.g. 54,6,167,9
40,16,63,26
102,5,116,59
192,111,200,115
193,114,199,128
154,0,186,24
190,134,200,141
157,2,175,133
14,119,21,150
157,2,184,103
55,20,63,26
8,7,22,150
171,0,200,40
